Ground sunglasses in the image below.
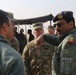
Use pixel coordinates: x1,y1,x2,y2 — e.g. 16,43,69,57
54,23,62,27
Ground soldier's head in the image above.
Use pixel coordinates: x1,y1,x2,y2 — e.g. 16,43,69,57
0,10,13,41
0,10,17,38
48,25,55,34
28,29,32,34
20,28,24,34
7,12,17,28
53,11,75,37
33,22,44,39
0,10,17,28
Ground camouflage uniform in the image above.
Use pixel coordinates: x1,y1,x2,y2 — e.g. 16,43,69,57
10,36,20,52
22,39,55,75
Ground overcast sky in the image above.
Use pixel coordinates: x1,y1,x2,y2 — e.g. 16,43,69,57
0,0,76,18
0,0,76,33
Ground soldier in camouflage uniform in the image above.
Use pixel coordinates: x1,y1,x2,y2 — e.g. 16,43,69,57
22,23,55,75
36,11,76,75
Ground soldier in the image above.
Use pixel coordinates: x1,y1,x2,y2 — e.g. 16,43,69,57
0,10,25,75
36,11,76,75
18,28,27,55
28,29,34,42
22,22,55,75
9,13,20,52
0,10,20,52
48,25,55,34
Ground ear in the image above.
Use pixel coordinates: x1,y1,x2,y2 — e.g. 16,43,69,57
2,23,8,31
69,21,74,28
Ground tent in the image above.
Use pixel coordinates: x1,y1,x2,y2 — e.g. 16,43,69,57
15,14,54,25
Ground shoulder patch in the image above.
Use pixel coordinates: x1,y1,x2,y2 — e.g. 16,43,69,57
67,36,74,44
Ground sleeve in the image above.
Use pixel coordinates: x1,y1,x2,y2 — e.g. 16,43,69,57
42,34,60,46
22,45,32,75
6,59,25,75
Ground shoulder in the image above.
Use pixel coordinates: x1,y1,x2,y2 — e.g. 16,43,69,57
60,34,76,58
37,42,53,50
42,42,51,48
62,28,76,44
1,43,22,59
63,34,76,45
23,40,35,51
60,34,76,52
0,43,23,64
27,39,36,47
11,37,19,44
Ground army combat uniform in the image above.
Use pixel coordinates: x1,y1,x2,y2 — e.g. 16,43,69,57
22,39,55,75
10,36,20,52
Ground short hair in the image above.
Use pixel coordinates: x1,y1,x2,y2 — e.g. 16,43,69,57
0,10,9,28
28,29,32,34
48,25,55,30
20,28,24,33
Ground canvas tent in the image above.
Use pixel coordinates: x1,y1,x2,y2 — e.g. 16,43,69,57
15,14,54,25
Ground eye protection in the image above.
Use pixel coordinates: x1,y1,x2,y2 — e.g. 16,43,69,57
54,23,62,27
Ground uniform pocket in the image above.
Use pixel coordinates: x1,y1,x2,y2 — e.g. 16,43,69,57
60,58,72,75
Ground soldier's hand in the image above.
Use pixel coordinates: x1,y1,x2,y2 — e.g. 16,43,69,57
36,35,44,47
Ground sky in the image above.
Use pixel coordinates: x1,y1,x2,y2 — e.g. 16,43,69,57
0,0,76,33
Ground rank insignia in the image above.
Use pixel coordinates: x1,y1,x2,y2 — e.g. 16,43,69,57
58,14,63,19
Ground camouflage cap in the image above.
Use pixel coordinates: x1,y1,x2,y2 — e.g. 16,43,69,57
7,12,17,22
33,22,43,29
53,11,73,22
0,9,17,22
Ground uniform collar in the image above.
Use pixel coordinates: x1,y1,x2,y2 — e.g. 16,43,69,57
60,27,76,41
0,34,10,45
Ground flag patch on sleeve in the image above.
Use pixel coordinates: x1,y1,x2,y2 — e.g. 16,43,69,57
67,36,74,44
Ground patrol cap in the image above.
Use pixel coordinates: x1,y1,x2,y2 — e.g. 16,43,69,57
7,13,17,22
0,9,17,22
33,22,43,29
53,11,73,22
